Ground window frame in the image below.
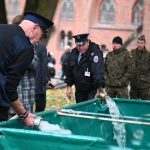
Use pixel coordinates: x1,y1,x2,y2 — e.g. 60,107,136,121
132,0,144,26
99,0,116,24
61,0,75,21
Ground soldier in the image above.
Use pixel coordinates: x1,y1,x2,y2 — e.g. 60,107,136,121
130,35,150,100
105,36,134,98
65,33,106,103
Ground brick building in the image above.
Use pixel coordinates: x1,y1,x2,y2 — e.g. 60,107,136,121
5,0,150,74
47,0,148,73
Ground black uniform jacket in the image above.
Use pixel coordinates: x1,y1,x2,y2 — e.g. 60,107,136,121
0,24,34,108
65,41,105,91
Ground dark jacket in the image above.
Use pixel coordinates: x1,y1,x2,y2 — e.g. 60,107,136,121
130,48,150,89
35,43,49,94
65,41,105,91
47,53,56,78
61,51,70,76
0,24,34,108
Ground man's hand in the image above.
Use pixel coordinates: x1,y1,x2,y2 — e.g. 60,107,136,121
22,113,35,127
66,86,73,100
95,88,107,101
11,99,35,127
47,80,55,89
98,87,107,95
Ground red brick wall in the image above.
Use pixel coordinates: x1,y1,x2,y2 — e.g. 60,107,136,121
143,0,150,50
47,0,145,73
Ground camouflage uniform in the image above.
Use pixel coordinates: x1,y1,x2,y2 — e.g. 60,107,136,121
130,48,150,100
105,48,134,98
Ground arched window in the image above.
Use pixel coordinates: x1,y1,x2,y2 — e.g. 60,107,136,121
100,0,115,23
61,0,75,20
60,31,73,49
133,0,144,26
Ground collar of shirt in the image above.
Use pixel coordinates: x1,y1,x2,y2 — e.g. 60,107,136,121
78,53,84,64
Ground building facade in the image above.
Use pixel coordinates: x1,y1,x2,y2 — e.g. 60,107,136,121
47,0,145,72
5,0,149,73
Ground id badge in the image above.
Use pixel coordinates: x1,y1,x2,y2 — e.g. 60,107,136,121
84,71,90,77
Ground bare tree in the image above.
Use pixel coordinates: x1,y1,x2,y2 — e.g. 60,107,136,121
24,0,58,20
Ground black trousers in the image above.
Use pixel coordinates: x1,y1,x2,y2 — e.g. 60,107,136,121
75,89,97,103
0,106,8,121
35,93,46,112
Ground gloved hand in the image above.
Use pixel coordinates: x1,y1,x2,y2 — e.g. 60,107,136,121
22,113,36,127
95,88,107,101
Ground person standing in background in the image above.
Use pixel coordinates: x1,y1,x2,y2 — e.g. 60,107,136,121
105,36,134,98
35,42,52,112
47,52,56,78
130,35,150,100
60,45,71,79
100,44,108,60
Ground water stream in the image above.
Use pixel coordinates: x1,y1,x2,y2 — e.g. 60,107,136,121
38,120,72,135
105,95,126,148
37,96,126,146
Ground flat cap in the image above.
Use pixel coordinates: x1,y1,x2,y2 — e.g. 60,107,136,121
24,11,54,39
138,34,146,42
72,33,89,46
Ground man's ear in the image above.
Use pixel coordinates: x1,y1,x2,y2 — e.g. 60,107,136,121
33,24,38,30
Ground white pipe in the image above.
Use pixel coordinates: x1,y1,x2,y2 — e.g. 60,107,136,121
57,111,150,126
60,109,150,121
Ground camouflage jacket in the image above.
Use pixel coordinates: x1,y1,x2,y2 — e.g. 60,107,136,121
130,48,150,89
105,48,134,87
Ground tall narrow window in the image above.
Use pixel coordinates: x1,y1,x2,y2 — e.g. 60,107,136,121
60,31,66,49
133,0,144,26
61,0,75,20
100,0,115,23
67,31,72,47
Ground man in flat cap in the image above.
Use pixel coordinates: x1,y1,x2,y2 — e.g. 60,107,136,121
8,14,37,118
105,36,134,98
130,35,150,100
0,11,53,126
65,33,106,103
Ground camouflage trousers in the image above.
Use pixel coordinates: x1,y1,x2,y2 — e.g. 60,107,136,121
106,86,129,98
130,87,150,100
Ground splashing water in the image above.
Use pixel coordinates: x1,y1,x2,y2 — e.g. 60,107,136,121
105,96,126,148
38,120,72,135
132,129,144,145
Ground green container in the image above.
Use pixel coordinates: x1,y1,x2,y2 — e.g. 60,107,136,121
0,98,150,150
